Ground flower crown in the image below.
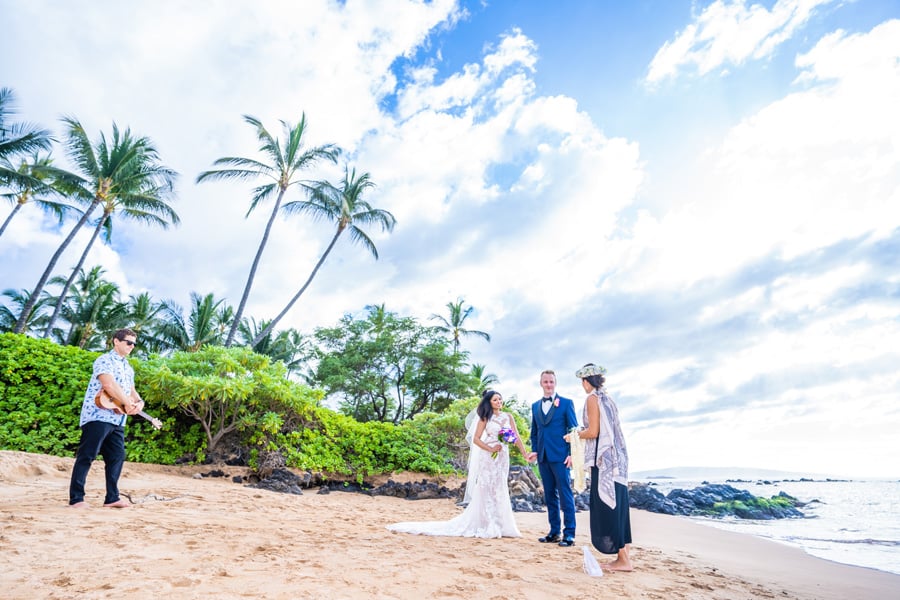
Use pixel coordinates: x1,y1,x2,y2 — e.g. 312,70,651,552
576,363,607,379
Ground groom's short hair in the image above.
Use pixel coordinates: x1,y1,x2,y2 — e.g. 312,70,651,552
541,369,556,378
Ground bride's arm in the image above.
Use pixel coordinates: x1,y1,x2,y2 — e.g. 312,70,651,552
471,418,499,453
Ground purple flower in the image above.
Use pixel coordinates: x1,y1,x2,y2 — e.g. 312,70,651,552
492,428,518,458
499,428,518,443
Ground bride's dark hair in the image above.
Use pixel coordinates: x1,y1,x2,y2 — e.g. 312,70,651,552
477,389,500,421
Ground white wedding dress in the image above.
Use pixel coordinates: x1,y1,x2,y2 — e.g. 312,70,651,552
387,412,521,538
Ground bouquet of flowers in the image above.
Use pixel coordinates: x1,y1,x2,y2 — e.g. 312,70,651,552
492,428,518,458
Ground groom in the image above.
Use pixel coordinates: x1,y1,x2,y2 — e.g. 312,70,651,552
529,369,579,547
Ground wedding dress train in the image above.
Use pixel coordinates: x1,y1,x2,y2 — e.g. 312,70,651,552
387,412,521,538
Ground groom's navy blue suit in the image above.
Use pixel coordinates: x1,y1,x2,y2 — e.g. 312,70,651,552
531,394,579,540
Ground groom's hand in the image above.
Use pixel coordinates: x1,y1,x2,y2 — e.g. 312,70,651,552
564,455,572,468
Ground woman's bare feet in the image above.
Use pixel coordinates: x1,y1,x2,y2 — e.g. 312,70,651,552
68,501,89,508
603,559,634,572
103,499,130,508
604,548,633,571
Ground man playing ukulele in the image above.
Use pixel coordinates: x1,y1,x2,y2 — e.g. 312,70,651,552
68,328,145,508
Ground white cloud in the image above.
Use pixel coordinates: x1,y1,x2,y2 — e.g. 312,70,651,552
622,18,900,294
646,0,838,85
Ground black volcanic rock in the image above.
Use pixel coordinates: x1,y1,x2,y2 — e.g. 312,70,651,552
628,482,804,519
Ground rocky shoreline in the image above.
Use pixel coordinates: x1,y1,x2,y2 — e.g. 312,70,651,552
202,464,807,520
628,481,806,519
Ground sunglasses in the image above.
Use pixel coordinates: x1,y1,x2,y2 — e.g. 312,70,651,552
122,340,136,346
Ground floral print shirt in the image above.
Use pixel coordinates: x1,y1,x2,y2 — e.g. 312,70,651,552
78,350,134,427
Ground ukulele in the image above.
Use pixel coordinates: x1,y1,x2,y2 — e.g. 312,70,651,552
94,390,163,430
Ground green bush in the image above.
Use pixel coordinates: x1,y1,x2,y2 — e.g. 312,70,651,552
0,333,93,455
0,333,203,464
0,333,528,480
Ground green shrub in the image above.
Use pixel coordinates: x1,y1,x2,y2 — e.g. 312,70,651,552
0,333,202,464
0,333,522,480
0,333,93,455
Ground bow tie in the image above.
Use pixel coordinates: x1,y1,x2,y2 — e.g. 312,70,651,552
542,398,553,404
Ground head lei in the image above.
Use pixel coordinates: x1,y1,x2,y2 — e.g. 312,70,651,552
576,363,607,379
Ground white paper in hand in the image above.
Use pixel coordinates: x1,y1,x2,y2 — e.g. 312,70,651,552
582,546,603,577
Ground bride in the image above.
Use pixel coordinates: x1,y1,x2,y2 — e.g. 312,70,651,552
387,389,529,538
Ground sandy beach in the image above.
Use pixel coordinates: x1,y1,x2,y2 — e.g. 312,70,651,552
1,450,897,600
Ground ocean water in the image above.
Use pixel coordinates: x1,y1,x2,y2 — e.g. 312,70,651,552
634,477,900,575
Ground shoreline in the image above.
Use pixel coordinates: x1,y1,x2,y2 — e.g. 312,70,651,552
2,450,898,599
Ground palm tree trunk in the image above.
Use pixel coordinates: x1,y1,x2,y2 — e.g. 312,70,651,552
43,213,107,338
250,227,343,347
225,188,286,347
0,203,23,239
13,199,99,333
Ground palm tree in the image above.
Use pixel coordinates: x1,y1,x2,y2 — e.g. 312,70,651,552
10,117,173,334
0,153,81,240
0,88,53,186
40,118,178,337
157,292,228,352
239,318,309,374
196,113,339,347
0,288,51,333
250,166,396,347
124,291,170,355
44,266,126,350
469,363,499,392
430,297,491,354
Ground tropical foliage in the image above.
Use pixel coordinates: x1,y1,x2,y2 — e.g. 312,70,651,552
0,333,517,479
431,297,491,354
0,333,193,463
12,118,177,335
0,88,53,187
310,305,473,423
44,266,128,349
0,90,506,478
196,114,339,347
139,345,318,452
0,153,79,240
251,165,396,346
40,118,179,337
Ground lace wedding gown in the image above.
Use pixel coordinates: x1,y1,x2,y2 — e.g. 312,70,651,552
387,412,521,538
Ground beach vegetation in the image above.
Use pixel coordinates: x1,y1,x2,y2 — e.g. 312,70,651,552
251,165,396,347
0,87,54,193
0,333,93,455
0,332,204,464
40,117,179,338
1,152,81,241
43,266,129,349
0,333,520,481
430,297,491,355
196,113,340,347
310,304,473,423
154,291,232,352
13,118,176,336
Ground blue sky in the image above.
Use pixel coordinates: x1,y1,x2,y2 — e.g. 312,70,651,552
2,0,898,477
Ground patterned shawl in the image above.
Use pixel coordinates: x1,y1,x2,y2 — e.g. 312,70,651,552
584,388,629,509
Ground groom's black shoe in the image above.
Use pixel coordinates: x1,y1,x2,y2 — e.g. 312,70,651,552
558,536,575,547
538,533,561,543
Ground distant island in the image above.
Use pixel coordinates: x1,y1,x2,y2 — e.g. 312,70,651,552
631,466,848,481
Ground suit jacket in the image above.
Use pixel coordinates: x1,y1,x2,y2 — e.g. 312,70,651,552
530,394,579,463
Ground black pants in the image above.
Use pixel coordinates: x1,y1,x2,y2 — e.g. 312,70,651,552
68,421,126,505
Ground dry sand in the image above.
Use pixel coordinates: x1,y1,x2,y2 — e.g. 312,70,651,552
1,450,897,599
